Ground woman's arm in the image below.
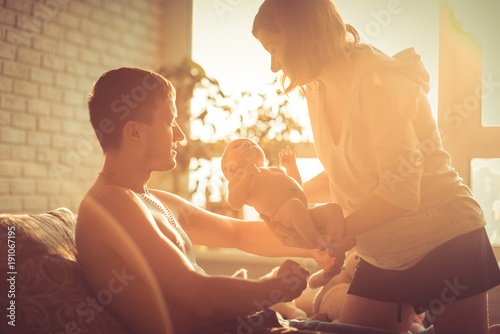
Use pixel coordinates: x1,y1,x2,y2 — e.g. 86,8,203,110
303,171,332,204
341,72,425,236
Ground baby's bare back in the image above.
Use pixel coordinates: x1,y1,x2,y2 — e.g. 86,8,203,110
247,167,308,217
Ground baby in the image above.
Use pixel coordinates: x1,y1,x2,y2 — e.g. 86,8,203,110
221,138,350,259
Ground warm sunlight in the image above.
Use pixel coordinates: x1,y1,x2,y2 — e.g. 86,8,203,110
2,0,500,331
192,0,440,122
191,0,439,216
446,0,500,126
190,0,500,245
472,159,500,245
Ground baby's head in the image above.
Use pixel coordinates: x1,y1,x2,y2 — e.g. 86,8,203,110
221,138,266,180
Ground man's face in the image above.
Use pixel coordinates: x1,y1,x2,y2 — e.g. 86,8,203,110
143,96,185,172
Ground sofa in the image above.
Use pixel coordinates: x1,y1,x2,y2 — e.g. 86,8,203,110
0,208,433,334
0,208,133,334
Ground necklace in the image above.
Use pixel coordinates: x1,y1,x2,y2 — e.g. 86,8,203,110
99,171,179,229
138,193,178,229
99,171,130,189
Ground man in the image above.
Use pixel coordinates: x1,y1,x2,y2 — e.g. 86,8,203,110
75,67,310,334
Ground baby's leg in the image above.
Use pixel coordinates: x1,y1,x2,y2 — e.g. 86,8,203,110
309,203,356,276
308,202,345,242
272,198,322,248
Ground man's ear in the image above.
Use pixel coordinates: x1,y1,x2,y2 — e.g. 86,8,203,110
123,121,143,143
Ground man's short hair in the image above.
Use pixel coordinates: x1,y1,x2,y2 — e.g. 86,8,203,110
88,67,176,152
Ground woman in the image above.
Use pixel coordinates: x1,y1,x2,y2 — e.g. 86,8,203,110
252,0,500,333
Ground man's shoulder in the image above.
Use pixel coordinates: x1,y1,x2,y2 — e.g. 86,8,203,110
76,184,162,253
149,189,189,206
149,189,194,220
81,184,138,209
87,183,136,201
77,184,143,229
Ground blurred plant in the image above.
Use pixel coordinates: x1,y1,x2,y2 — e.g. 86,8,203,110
157,59,309,208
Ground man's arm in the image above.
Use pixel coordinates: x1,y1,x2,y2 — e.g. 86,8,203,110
78,187,308,324
153,190,311,258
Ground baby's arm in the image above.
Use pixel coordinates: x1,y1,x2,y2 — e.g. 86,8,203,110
227,163,260,210
309,203,356,277
279,147,302,186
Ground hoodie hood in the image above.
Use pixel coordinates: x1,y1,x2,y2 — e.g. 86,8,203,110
350,44,431,94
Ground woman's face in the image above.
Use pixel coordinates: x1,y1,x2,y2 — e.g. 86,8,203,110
256,29,288,74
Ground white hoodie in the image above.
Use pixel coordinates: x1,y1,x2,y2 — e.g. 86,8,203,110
306,45,485,270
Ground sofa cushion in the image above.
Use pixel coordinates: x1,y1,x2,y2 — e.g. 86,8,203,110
1,207,78,261
0,208,129,334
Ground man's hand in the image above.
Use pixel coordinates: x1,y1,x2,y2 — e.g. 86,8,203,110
275,260,309,302
278,146,298,170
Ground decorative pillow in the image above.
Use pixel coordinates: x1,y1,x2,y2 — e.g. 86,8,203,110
0,208,130,334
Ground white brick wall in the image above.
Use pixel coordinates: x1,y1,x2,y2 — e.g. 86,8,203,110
0,127,25,143
12,146,35,161
17,47,41,65
0,75,12,91
0,0,163,214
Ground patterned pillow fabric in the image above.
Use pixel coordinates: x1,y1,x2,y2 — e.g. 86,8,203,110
0,208,129,334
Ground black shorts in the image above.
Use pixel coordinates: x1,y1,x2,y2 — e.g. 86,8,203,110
348,228,500,315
